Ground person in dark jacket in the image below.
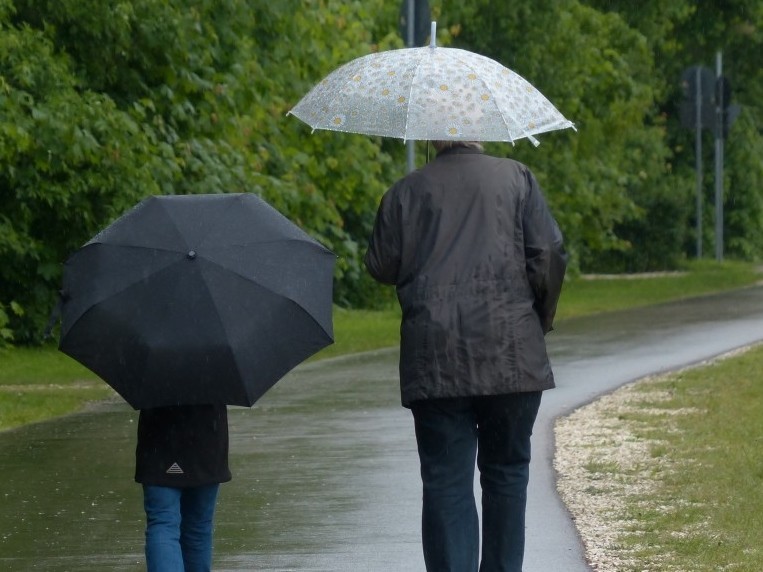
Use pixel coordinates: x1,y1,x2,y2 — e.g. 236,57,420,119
135,404,231,572
365,140,567,572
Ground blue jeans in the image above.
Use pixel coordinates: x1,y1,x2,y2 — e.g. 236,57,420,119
411,392,542,572
143,484,220,572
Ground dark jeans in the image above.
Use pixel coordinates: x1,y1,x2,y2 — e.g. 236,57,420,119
411,392,542,572
143,484,220,572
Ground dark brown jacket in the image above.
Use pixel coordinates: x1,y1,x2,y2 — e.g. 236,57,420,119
365,146,567,407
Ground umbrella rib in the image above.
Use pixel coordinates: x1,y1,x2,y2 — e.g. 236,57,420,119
201,271,332,404
201,264,331,332
281,295,333,340
63,244,184,328
197,278,251,404
199,239,332,304
304,55,374,135
446,50,526,145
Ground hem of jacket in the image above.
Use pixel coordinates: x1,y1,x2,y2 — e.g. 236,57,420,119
401,383,555,409
135,473,232,488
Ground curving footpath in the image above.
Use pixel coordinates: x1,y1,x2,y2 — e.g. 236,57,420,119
1,285,762,571
525,284,763,570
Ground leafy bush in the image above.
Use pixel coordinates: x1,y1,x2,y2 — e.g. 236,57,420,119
1,0,761,344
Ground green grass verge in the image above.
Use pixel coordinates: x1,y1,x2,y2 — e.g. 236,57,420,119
577,344,763,570
557,259,761,319
0,346,114,429
0,259,760,432
0,385,112,429
319,305,402,360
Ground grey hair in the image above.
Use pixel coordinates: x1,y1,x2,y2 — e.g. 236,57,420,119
432,140,484,152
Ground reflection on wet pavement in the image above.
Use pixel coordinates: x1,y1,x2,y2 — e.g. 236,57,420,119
1,408,144,570
1,350,425,571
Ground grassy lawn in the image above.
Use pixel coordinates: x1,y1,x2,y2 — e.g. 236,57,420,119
555,343,763,571
557,259,761,319
321,305,402,359
626,346,763,570
0,346,114,429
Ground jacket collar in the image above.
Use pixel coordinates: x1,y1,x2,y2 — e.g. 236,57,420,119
435,145,484,158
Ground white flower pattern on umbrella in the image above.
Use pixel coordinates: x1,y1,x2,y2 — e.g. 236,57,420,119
289,22,574,145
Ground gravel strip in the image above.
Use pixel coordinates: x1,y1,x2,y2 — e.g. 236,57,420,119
553,346,754,571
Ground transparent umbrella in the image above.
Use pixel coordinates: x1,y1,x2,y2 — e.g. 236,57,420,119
289,22,574,146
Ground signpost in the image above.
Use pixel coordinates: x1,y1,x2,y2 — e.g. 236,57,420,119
399,0,430,173
714,53,724,262
679,53,739,261
680,65,714,258
711,52,740,261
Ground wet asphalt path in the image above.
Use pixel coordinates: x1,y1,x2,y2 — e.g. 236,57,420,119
1,285,762,571
526,284,763,571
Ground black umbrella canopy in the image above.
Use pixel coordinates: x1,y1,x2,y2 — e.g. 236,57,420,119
59,193,335,409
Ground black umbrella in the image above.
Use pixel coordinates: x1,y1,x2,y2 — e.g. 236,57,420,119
59,193,335,409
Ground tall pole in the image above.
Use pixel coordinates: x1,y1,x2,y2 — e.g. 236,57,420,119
694,67,703,258
406,0,415,173
714,51,724,262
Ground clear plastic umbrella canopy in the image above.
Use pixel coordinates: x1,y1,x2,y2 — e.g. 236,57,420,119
289,22,574,145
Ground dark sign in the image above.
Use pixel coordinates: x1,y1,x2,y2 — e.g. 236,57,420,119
681,66,714,104
398,0,431,47
679,66,740,137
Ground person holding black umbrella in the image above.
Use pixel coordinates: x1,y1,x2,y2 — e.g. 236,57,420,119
54,192,335,570
365,139,567,572
54,192,335,571
135,404,231,572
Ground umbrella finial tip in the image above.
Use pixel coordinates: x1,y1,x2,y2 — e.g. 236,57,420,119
430,21,437,48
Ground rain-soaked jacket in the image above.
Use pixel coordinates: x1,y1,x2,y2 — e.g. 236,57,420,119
365,146,567,407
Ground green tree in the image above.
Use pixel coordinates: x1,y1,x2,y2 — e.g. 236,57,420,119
588,0,763,262
724,115,763,258
3,0,761,345
234,0,403,306
1,4,164,343
1,0,403,344
440,0,682,271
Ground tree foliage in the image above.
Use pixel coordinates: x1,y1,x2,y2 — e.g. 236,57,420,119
1,1,163,342
439,0,693,271
1,0,761,346
587,0,763,264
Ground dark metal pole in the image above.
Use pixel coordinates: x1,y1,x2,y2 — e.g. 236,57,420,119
714,51,724,262
694,67,703,258
406,0,415,173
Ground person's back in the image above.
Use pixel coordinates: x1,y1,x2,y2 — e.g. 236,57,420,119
365,140,566,572
366,144,565,407
136,404,231,487
394,150,533,291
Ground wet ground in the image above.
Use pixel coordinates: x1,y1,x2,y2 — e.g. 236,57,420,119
2,285,762,571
